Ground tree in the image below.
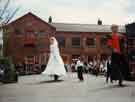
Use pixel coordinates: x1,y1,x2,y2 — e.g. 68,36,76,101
0,0,19,57
0,0,19,25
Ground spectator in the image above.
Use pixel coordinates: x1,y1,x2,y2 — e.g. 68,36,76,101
76,57,84,81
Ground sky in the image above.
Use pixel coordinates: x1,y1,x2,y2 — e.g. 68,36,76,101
1,0,135,25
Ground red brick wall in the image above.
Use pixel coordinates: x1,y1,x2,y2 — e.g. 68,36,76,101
4,13,55,65
54,31,111,63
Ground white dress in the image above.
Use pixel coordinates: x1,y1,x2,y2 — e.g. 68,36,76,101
42,43,66,76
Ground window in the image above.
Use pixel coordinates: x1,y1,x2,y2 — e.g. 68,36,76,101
26,56,35,64
27,31,33,35
100,37,107,47
128,39,134,46
56,37,65,48
86,38,96,47
24,34,36,47
14,28,22,34
26,22,33,27
38,30,46,35
37,43,47,49
72,37,80,48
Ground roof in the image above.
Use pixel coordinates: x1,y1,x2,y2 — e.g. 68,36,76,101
51,23,126,33
8,12,55,30
7,12,126,33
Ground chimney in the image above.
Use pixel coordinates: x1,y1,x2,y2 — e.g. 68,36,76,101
48,16,52,23
97,18,102,25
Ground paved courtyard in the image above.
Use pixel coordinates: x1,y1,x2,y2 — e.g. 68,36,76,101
0,73,135,102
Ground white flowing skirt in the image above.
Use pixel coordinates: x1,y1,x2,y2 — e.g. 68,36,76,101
42,54,66,76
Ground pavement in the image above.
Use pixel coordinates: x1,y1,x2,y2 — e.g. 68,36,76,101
0,73,135,102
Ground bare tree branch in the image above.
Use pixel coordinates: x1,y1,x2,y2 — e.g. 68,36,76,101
0,0,19,27
0,0,10,17
5,7,20,24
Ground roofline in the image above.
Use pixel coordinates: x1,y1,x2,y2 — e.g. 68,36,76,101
7,12,56,30
55,31,125,33
51,22,125,33
51,22,125,27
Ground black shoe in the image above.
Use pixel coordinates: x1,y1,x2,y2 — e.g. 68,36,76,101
54,75,59,81
118,80,123,86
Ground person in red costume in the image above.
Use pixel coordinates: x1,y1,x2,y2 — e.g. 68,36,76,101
107,25,124,86
107,25,121,53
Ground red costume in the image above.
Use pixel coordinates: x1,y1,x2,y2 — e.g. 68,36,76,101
107,33,121,54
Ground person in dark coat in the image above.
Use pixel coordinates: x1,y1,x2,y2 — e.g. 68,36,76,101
111,52,123,85
119,54,131,80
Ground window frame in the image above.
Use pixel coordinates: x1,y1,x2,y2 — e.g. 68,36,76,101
56,36,66,48
72,37,81,48
85,37,96,48
100,37,108,47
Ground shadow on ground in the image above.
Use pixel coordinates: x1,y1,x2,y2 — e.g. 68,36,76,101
27,80,64,85
88,84,132,93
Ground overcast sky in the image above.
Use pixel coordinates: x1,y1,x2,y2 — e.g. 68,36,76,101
3,0,135,25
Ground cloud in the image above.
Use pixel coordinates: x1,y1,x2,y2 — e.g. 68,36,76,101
43,0,129,24
125,0,135,13
10,0,135,25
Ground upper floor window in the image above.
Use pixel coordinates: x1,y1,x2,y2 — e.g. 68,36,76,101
26,22,33,27
14,28,22,35
24,34,36,47
34,30,47,36
72,37,80,48
37,43,48,49
38,30,46,35
86,38,96,47
56,36,65,48
100,37,107,47
27,30,33,35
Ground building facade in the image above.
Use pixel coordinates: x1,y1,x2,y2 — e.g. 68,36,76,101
4,12,125,74
126,23,135,79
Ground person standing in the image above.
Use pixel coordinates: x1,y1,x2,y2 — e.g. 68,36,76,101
88,61,93,73
107,25,124,86
76,58,84,81
95,59,100,77
42,37,66,81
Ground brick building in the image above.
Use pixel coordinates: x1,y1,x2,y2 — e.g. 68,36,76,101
4,12,125,74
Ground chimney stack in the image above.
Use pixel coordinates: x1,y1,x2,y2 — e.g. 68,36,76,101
97,18,102,25
48,16,52,23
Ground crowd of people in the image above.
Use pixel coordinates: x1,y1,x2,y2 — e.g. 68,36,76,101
65,56,111,82
69,57,109,75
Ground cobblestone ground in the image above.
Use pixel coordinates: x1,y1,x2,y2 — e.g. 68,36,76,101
0,73,135,102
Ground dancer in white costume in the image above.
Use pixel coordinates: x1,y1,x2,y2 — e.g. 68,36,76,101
42,37,66,81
